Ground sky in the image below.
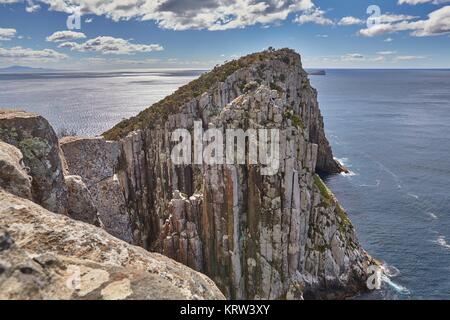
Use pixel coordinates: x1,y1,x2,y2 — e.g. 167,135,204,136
0,0,449,70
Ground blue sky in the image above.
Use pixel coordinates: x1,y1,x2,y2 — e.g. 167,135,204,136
0,0,449,70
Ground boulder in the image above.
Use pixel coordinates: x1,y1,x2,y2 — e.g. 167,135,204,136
60,136,133,242
65,175,100,226
0,140,32,200
59,136,120,186
0,189,225,300
0,110,68,214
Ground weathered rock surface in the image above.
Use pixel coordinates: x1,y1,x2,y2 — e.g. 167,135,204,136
102,49,375,299
0,141,32,200
60,137,133,243
0,189,225,300
65,175,100,226
0,110,68,214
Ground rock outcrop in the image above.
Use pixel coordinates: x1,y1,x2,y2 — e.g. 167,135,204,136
101,48,374,299
0,189,225,300
60,137,133,243
0,141,32,200
65,175,100,226
0,110,68,214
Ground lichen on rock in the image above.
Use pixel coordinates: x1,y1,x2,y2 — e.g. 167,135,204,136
0,110,68,215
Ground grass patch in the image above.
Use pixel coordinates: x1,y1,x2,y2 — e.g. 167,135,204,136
313,174,332,207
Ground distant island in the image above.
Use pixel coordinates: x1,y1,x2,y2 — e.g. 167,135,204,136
0,65,59,74
307,69,326,76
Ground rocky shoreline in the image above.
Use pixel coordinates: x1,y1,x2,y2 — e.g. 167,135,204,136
0,48,375,300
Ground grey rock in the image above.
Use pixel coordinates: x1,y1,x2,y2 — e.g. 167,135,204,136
0,110,68,214
65,175,100,226
0,189,225,300
0,140,32,200
60,136,133,243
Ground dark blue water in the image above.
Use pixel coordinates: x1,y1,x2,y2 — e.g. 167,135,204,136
310,69,450,299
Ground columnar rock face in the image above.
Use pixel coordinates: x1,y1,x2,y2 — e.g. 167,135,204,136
0,110,68,214
156,191,204,271
103,49,374,299
0,189,225,300
60,137,133,243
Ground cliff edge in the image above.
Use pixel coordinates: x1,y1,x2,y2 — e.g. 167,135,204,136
100,48,373,299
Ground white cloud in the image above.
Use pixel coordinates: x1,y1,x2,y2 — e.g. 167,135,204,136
338,16,364,26
294,7,333,26
411,6,450,36
58,36,164,54
25,2,41,12
46,31,86,42
395,55,426,60
0,28,16,41
316,34,328,37
359,6,450,37
341,53,365,61
2,0,316,31
398,0,450,5
377,51,397,55
0,46,67,60
384,37,394,42
372,56,385,62
377,13,418,23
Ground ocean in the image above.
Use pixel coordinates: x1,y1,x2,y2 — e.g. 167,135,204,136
310,69,450,299
1,69,449,299
0,70,204,136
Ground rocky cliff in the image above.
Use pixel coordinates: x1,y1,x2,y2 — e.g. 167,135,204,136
0,48,375,300
102,48,372,299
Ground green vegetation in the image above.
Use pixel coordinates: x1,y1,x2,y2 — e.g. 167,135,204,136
313,174,332,207
336,203,353,230
291,114,304,130
283,107,304,130
269,82,283,93
313,174,353,232
18,137,51,159
103,48,297,140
